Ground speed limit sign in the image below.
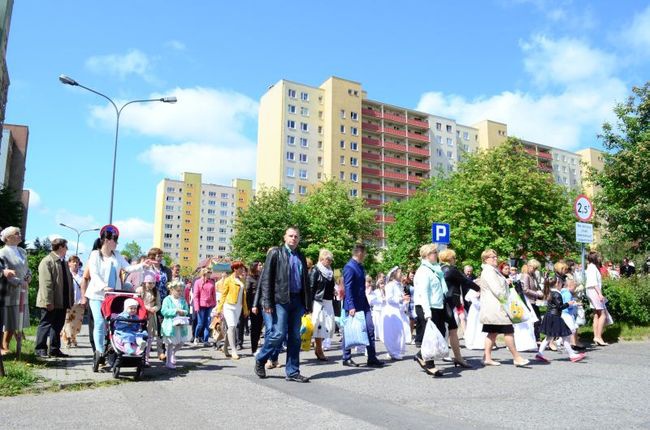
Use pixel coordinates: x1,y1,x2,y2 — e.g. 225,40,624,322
574,194,594,222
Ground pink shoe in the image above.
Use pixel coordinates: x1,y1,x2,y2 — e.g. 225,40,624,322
535,354,550,363
570,353,586,363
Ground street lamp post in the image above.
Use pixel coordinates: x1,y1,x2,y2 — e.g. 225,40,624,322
59,223,100,256
59,74,177,223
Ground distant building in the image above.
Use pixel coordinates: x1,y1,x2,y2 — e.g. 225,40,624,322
0,0,13,134
0,123,29,237
576,147,606,197
153,172,253,270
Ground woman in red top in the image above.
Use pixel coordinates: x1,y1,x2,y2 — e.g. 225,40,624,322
193,268,216,346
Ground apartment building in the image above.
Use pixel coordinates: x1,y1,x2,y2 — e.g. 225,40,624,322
0,124,29,236
576,148,605,197
153,172,252,269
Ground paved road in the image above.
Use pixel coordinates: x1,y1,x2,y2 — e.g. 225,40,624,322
1,328,648,429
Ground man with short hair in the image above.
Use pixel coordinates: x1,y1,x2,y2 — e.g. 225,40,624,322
254,227,311,382
35,238,74,358
341,244,383,367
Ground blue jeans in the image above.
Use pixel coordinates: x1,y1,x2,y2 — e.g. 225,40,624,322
89,299,106,353
256,294,303,376
341,309,377,361
261,311,281,361
194,306,213,342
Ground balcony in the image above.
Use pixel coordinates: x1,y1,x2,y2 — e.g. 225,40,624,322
384,141,407,153
365,198,382,207
384,215,396,223
537,151,553,160
384,156,408,167
362,151,381,161
383,111,406,124
407,117,429,129
383,186,409,196
362,136,381,147
361,182,381,191
362,167,381,176
384,127,407,138
409,146,430,156
363,122,381,133
538,163,553,172
408,159,430,170
383,171,408,181
407,131,430,143
361,108,381,119
373,229,385,239
407,175,424,184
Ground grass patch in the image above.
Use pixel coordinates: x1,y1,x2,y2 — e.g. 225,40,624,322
578,322,650,342
0,361,43,396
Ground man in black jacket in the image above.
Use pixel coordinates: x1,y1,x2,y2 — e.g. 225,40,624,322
254,227,311,382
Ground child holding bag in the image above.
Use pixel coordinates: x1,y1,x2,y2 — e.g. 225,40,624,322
136,274,162,366
161,280,191,369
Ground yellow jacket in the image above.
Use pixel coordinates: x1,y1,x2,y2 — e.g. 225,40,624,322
217,274,248,316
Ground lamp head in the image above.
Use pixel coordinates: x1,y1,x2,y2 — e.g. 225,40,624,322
59,74,79,86
161,96,177,103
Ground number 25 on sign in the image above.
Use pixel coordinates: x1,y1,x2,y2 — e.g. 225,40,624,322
574,194,594,222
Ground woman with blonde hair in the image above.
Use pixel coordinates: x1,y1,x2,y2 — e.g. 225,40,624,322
310,249,336,361
216,261,248,360
479,249,529,367
193,267,216,346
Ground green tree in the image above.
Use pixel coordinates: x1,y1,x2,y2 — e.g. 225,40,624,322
384,139,577,269
120,240,143,262
231,188,305,263
298,180,377,269
591,82,650,251
0,186,23,233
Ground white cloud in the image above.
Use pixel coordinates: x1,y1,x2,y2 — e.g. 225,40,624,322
113,217,153,243
620,5,650,56
90,86,259,183
55,209,100,232
26,188,40,208
165,40,186,51
85,49,156,81
417,36,627,150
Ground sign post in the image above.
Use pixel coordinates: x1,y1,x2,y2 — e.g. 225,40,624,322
574,194,594,277
431,223,450,251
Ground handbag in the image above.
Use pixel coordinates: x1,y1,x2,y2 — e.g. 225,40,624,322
343,311,369,349
487,278,530,324
172,316,190,326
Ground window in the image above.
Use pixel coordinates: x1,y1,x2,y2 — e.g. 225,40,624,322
208,191,216,197
463,131,469,140
298,185,307,195
207,200,216,206
165,205,174,211
436,122,442,131
207,218,215,224
207,209,216,215
340,140,346,149
207,227,215,232
286,183,295,194
318,125,323,135
221,193,229,199
446,125,452,133
166,186,175,193
436,148,443,157
164,223,173,229
351,126,358,136
165,214,173,220
218,227,226,233
299,169,308,179
447,138,453,146
317,172,322,179
299,153,308,163
300,122,309,132
288,88,296,98
300,107,309,116
340,155,345,165
166,196,174,202
286,167,295,177
350,111,358,121
447,151,453,158
164,233,172,239
317,156,322,165
287,135,295,146
286,151,295,161
435,135,442,144
300,137,308,148
318,111,323,119
350,189,358,197
220,219,227,225
350,172,358,182
220,210,228,216
340,109,346,119
287,120,296,129
206,236,215,242
350,157,358,166
351,141,358,151
318,140,323,149
339,171,345,180
340,125,345,134
300,92,309,101
220,201,228,207
288,104,296,114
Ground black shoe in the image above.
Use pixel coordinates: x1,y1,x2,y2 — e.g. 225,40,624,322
254,360,267,379
367,359,384,368
35,350,49,358
572,344,587,351
236,345,243,351
285,373,310,383
49,350,69,358
342,358,360,367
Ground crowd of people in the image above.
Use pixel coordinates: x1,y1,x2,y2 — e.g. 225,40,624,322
0,223,647,383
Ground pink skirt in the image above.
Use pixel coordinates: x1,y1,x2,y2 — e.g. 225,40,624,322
586,288,605,310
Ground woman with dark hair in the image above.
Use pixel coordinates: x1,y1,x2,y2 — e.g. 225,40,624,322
193,268,216,346
247,261,264,354
585,251,608,346
216,261,248,360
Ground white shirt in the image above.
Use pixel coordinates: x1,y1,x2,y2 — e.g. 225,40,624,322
585,263,602,291
85,250,143,301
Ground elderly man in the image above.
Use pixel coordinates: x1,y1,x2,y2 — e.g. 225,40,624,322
35,238,74,358
254,226,311,382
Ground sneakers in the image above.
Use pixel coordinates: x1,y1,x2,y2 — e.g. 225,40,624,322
254,360,267,378
570,353,586,363
285,373,310,383
366,359,385,368
342,358,360,367
535,354,550,363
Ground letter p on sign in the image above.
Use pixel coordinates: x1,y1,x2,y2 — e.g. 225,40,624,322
431,223,450,244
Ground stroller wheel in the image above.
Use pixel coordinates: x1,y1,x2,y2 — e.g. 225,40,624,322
112,365,120,379
135,365,143,380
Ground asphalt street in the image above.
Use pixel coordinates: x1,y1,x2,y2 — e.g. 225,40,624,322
0,331,648,429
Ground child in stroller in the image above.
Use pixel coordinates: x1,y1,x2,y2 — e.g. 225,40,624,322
114,298,148,354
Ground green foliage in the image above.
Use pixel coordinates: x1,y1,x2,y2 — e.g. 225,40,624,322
384,138,577,269
0,186,24,233
120,240,143,262
26,249,48,314
602,276,650,325
591,82,650,251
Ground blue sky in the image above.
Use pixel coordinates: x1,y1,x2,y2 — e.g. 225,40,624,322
5,0,650,258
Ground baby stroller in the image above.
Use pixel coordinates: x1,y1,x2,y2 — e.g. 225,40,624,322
93,292,148,379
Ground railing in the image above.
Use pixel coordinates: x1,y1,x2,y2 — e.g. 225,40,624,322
537,151,553,160
407,175,423,184
365,198,382,207
362,152,381,161
362,167,381,176
363,122,381,132
384,156,408,166
383,186,409,195
361,108,381,118
384,127,407,138
409,146,430,156
383,112,406,124
384,215,396,223
362,137,381,147
384,141,407,152
361,182,381,191
407,118,429,129
407,131,430,142
383,171,408,181
408,159,430,170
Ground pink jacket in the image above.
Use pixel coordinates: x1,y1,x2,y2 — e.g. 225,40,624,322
193,278,216,309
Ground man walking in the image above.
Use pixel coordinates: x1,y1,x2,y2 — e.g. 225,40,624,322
341,244,384,367
35,238,74,358
254,227,311,382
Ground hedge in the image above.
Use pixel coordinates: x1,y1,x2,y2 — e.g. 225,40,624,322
601,276,650,325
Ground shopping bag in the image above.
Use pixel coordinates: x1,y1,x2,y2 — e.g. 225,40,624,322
343,311,369,349
503,287,530,324
300,314,314,351
421,319,448,360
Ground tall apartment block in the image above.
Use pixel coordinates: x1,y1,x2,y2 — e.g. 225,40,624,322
576,148,605,197
0,124,29,237
153,172,253,269
0,0,13,133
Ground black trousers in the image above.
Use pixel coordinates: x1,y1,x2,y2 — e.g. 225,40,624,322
249,312,264,354
414,305,427,345
531,304,542,341
35,308,66,353
237,313,247,347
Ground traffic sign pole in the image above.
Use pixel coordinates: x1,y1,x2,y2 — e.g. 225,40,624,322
574,194,595,278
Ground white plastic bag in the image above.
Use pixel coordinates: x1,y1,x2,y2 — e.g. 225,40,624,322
420,319,448,361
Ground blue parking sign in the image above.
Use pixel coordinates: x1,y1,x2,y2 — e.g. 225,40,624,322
431,223,450,244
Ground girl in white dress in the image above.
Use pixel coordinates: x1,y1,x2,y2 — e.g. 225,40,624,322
463,289,487,350
368,279,385,343
381,267,409,360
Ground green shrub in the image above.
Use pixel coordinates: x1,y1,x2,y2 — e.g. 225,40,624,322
602,276,650,325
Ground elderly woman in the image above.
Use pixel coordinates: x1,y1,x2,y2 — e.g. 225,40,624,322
0,226,31,355
310,249,336,361
216,261,248,360
479,249,529,367
193,268,216,346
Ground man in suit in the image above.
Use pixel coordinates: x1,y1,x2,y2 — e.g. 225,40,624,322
341,243,384,368
254,226,311,382
35,238,74,358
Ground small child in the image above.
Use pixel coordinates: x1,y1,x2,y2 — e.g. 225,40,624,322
161,280,191,369
536,276,586,363
136,274,162,366
114,298,148,355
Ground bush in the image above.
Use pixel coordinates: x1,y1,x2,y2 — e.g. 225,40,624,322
602,276,650,325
